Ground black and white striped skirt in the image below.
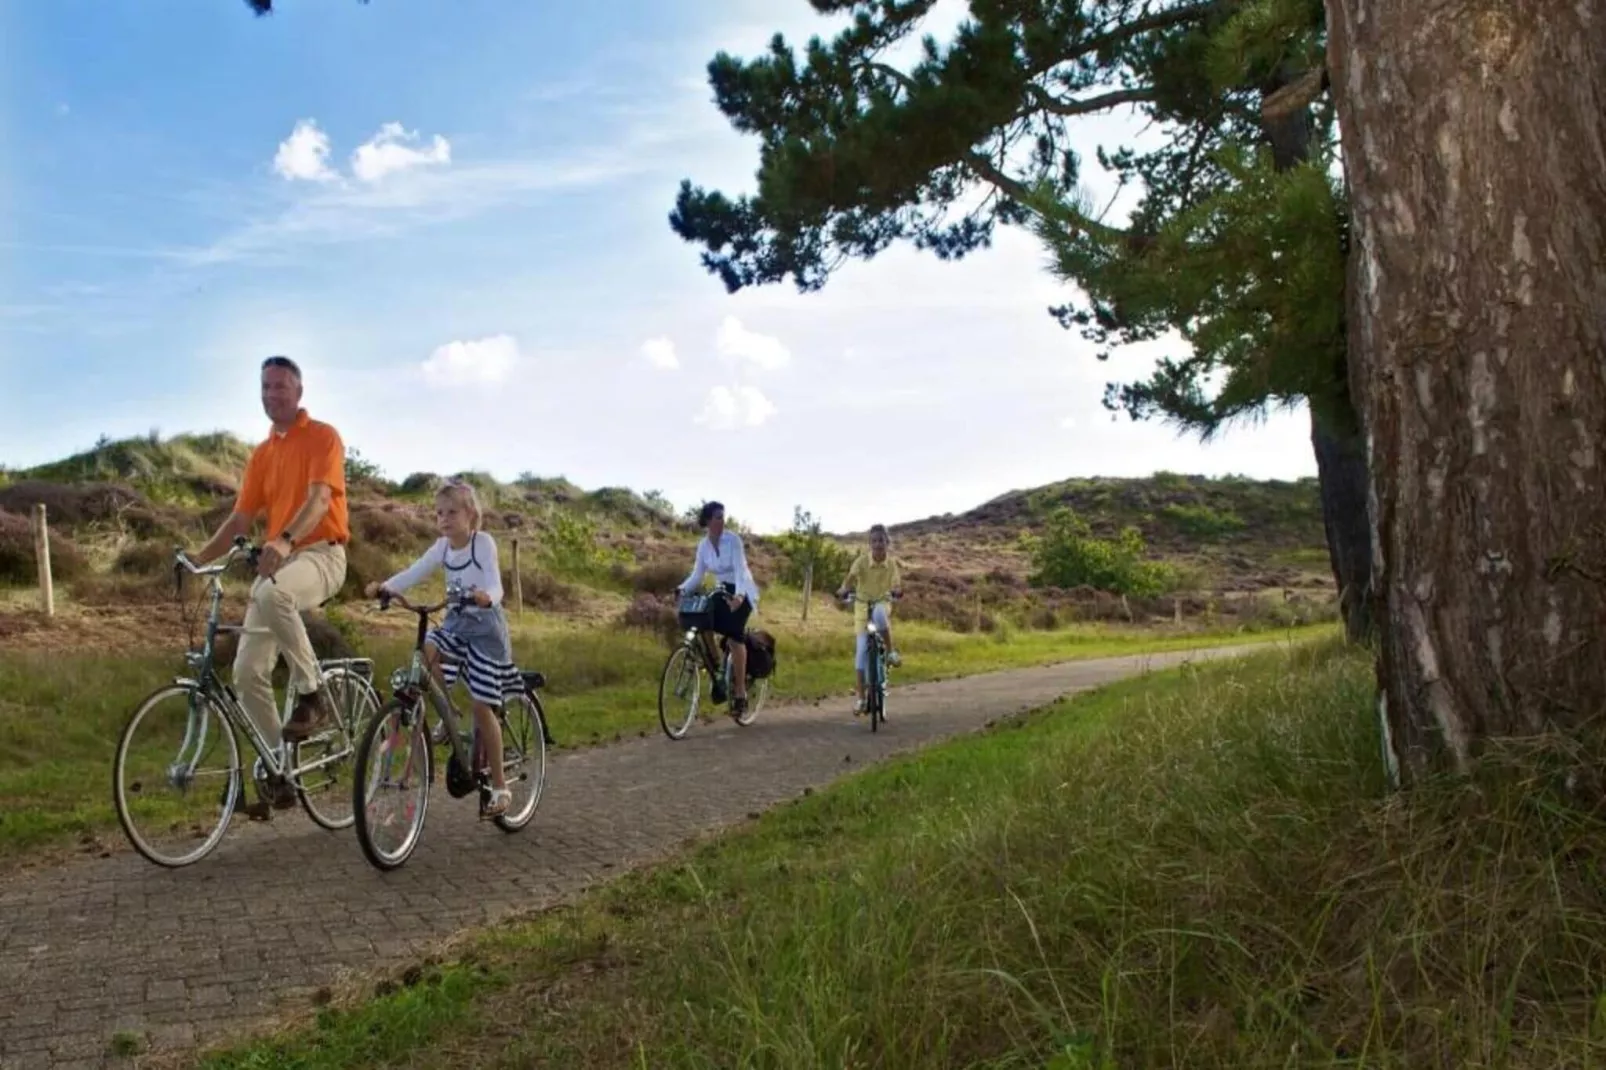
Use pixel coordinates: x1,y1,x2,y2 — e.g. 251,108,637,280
427,606,522,707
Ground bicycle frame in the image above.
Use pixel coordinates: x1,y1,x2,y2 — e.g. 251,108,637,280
174,537,373,782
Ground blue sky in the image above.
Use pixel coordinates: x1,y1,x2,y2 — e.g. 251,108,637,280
0,0,1317,533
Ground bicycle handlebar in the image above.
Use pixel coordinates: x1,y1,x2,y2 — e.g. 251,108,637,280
173,536,261,595
377,588,479,615
841,591,900,605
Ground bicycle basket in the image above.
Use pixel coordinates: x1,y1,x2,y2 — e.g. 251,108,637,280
677,592,714,630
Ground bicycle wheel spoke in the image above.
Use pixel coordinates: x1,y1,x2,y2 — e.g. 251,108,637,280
115,685,240,867
492,691,547,831
658,646,702,740
295,668,376,831
353,700,431,870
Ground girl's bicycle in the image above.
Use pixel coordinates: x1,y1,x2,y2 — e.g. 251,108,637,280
351,586,551,871
657,592,772,740
843,592,897,732
113,536,381,867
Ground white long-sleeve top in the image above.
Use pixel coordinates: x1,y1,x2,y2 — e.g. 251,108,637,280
681,529,760,608
383,531,504,606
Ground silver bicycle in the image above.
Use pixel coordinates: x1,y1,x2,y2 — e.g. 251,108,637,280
112,536,381,867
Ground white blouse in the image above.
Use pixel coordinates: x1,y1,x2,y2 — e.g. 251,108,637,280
383,531,505,606
680,529,760,608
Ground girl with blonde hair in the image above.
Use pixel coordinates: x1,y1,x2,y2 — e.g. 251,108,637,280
367,478,519,817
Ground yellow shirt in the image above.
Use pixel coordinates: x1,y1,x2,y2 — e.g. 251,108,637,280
843,552,902,627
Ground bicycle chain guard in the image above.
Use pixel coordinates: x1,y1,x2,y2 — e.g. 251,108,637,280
444,754,478,798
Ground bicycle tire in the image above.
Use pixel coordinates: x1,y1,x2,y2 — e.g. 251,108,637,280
658,645,702,740
294,666,380,831
114,683,241,868
351,698,433,871
493,690,548,832
734,676,769,726
868,641,884,732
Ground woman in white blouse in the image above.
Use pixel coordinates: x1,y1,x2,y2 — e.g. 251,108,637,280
676,500,761,715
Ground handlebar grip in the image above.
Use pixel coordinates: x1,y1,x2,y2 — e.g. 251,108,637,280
378,590,392,611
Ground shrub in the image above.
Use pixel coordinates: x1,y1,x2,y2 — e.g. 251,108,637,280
114,539,173,577
349,504,435,553
1025,508,1177,597
773,506,855,593
0,509,88,585
397,472,438,496
503,568,583,614
339,540,397,601
614,593,681,646
630,559,687,595
540,511,629,581
1159,502,1247,541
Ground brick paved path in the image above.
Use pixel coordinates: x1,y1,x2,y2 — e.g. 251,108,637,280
0,645,1259,1068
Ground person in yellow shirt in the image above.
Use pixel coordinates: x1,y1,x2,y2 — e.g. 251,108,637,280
836,524,903,716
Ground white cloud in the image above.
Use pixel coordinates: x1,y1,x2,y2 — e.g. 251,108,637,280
273,119,338,182
640,336,679,370
421,334,520,386
351,122,452,183
695,384,776,430
716,315,790,370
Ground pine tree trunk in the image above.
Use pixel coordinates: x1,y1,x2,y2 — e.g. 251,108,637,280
1262,64,1376,644
1327,0,1606,779
1310,405,1374,642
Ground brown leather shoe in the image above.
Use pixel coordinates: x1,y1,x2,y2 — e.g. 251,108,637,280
282,688,332,742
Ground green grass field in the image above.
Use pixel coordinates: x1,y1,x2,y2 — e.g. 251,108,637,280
0,610,1331,861
190,640,1606,1070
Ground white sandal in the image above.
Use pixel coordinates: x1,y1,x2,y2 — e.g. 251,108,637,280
482,787,512,819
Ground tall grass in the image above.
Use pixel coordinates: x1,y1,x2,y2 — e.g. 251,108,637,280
198,641,1606,1069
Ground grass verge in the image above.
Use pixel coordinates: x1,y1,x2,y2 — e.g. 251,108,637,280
190,637,1606,1069
0,612,1331,862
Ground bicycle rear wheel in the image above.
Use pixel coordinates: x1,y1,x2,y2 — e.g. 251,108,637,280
658,645,703,740
493,690,548,832
734,676,770,726
352,698,433,871
294,665,379,831
114,684,241,867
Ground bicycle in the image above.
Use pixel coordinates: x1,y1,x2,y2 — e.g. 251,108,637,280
843,592,898,732
351,585,551,871
657,591,772,740
112,535,381,868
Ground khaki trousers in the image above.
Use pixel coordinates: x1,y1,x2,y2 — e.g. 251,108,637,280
232,541,347,748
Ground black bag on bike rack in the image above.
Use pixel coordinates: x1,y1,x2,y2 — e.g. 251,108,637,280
745,630,777,680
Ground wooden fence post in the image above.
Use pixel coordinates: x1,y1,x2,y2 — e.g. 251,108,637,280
510,537,523,617
801,560,814,622
32,503,54,617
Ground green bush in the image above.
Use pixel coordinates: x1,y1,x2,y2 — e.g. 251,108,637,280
1025,507,1177,597
540,510,629,581
773,506,855,593
1160,502,1246,540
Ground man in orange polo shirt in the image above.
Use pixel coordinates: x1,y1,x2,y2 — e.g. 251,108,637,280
190,355,349,812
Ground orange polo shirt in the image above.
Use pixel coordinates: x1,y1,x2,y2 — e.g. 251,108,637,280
236,409,349,548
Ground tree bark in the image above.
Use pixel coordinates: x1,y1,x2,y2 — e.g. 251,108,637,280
1261,64,1376,644
1327,0,1606,779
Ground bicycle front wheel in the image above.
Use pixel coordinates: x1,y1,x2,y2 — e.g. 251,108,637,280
867,649,884,733
294,666,380,831
658,645,703,740
114,684,241,867
352,698,433,871
493,690,548,832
